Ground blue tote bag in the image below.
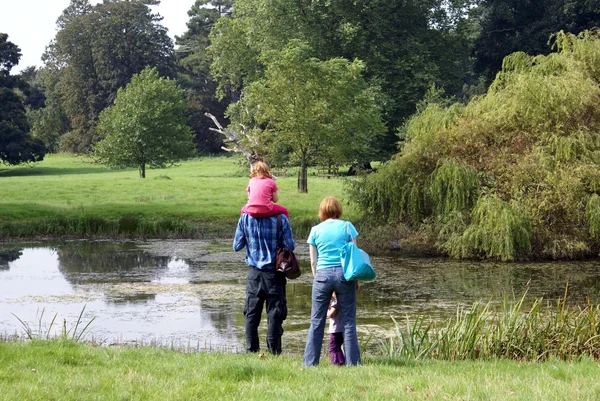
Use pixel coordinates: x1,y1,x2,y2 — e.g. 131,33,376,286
340,222,376,281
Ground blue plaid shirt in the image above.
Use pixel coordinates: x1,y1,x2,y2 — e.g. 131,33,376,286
233,214,295,270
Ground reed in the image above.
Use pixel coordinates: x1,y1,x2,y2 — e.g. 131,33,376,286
0,215,202,239
381,287,600,362
11,305,95,342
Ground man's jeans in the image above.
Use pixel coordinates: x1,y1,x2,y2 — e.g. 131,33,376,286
303,266,360,366
244,267,287,354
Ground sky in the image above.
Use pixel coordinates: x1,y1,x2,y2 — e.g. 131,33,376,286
0,0,195,72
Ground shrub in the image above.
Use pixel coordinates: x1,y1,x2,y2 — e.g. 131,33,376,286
348,30,600,259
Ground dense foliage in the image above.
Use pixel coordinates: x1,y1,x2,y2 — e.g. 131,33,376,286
209,0,480,160
349,30,600,260
474,0,600,84
228,41,385,192
175,0,232,154
21,67,68,153
0,34,45,166
94,68,194,178
24,1,599,163
44,0,175,153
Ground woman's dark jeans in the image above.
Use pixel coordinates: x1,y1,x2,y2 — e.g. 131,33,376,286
244,267,287,354
303,266,360,366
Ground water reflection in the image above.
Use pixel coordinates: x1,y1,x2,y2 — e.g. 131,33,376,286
0,249,22,270
57,242,171,284
2,241,600,353
0,243,242,351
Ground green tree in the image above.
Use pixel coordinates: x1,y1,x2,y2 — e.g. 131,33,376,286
0,34,46,165
94,67,194,178
19,67,46,110
20,67,70,152
234,41,384,193
44,0,175,153
474,0,600,84
209,0,479,158
175,0,232,154
22,67,69,152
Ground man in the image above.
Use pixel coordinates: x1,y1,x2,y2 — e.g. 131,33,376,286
233,213,295,354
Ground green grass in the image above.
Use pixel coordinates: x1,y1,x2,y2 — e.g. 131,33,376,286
1,340,599,400
0,154,358,238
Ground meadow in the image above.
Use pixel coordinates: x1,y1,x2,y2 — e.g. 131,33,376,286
1,339,600,401
0,154,358,238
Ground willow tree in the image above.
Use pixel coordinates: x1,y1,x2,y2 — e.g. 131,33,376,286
229,41,384,193
349,30,600,260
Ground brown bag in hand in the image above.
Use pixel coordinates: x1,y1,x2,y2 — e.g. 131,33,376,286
276,247,301,279
276,215,301,279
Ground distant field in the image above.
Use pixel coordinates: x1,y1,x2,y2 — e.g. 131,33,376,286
0,154,359,237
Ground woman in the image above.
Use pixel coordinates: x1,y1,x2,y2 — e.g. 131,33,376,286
303,196,360,366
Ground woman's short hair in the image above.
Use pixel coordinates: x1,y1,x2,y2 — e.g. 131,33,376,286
319,196,343,221
250,161,272,178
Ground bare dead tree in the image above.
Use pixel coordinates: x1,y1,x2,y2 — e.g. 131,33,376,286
205,112,261,166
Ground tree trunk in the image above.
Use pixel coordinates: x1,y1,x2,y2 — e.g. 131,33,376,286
297,167,308,193
139,163,146,178
298,152,308,193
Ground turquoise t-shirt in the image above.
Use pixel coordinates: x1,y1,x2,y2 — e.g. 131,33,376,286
307,219,359,270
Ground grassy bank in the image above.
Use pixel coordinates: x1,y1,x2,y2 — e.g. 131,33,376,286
0,154,358,238
1,340,599,401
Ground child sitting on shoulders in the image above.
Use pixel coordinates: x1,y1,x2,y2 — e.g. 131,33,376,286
241,161,289,218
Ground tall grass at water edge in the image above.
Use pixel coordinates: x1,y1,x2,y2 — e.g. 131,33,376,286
7,288,600,365
382,286,600,362
4,292,600,399
0,154,357,238
10,306,95,343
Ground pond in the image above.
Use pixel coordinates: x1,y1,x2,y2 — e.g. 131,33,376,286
2,240,600,355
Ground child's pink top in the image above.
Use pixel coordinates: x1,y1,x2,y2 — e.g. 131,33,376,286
246,177,278,215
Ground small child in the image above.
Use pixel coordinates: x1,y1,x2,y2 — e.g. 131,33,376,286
241,161,289,218
327,294,345,366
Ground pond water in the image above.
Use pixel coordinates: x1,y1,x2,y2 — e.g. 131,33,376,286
2,240,600,355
